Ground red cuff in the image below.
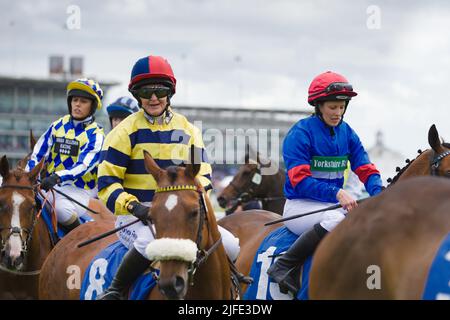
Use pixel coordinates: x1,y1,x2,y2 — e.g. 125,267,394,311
355,163,380,184
288,164,312,188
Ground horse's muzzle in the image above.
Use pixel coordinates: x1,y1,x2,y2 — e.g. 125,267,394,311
217,196,228,208
158,274,187,300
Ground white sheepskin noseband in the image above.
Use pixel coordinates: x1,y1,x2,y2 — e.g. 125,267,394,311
145,238,198,263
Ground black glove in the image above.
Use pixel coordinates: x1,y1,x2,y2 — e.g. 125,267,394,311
127,201,150,225
40,174,61,191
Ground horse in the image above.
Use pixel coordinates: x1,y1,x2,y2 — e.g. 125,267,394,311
39,148,263,300
387,124,450,184
309,176,450,299
0,155,51,299
217,149,285,215
0,130,114,300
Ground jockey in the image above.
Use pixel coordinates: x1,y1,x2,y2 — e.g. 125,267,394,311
96,55,242,300
25,78,105,233
267,71,383,294
106,96,139,129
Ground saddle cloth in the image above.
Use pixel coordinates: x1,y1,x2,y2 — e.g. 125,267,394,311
422,233,450,300
243,226,312,300
80,240,157,300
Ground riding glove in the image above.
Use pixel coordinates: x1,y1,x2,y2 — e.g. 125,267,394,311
40,174,61,191
127,201,151,225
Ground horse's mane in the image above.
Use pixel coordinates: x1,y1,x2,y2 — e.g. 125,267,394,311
387,149,425,186
387,141,450,186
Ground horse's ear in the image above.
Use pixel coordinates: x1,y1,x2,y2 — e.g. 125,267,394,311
186,145,201,179
244,143,250,164
428,124,444,153
245,143,258,164
257,152,272,168
0,155,10,181
30,129,37,151
143,150,163,182
28,158,45,182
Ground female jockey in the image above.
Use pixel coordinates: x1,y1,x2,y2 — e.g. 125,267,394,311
106,96,139,129
267,71,383,295
26,79,105,233
97,55,242,300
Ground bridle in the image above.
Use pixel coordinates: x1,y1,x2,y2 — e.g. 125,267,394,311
147,184,222,287
226,165,284,214
0,184,41,276
430,149,450,177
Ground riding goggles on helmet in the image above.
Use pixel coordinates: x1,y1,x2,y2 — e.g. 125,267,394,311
309,82,354,99
133,86,171,99
324,82,353,93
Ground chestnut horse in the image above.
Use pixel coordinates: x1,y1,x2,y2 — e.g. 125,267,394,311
309,176,450,299
217,150,285,215
39,149,250,299
0,155,51,299
387,124,450,184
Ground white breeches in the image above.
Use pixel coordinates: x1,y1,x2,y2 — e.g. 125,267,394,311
115,215,241,262
44,185,97,225
283,198,347,235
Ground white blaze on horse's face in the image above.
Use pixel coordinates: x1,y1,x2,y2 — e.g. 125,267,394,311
9,192,25,260
165,194,178,212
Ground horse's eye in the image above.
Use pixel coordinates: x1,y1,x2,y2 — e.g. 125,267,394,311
189,209,199,217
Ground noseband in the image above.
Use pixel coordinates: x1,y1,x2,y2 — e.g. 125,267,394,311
0,185,39,253
227,166,283,214
147,185,222,286
430,149,450,176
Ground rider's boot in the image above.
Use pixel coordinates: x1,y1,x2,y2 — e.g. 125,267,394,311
267,223,328,295
61,218,81,234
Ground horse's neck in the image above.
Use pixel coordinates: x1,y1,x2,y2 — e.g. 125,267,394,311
259,170,285,214
27,219,53,270
398,151,430,181
186,197,232,299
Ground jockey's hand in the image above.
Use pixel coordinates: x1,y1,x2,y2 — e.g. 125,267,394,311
336,189,358,212
40,174,61,191
127,201,151,225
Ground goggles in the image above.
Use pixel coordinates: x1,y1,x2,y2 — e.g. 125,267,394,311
134,86,171,99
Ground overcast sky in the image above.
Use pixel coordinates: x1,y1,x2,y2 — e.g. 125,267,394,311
1,0,450,160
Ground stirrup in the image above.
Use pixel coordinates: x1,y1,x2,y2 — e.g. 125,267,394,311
235,271,253,285
96,289,125,300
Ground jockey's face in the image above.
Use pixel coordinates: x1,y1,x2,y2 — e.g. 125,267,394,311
139,85,169,117
71,96,93,120
319,100,346,127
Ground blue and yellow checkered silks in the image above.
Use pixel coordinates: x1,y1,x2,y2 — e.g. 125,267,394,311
26,115,105,190
97,108,212,215
67,78,104,110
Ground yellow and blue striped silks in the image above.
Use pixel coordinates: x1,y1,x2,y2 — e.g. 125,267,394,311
98,108,212,215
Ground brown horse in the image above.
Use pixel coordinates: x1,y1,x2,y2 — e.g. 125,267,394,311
39,149,252,299
0,155,51,299
217,150,285,215
388,124,450,184
309,176,450,299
